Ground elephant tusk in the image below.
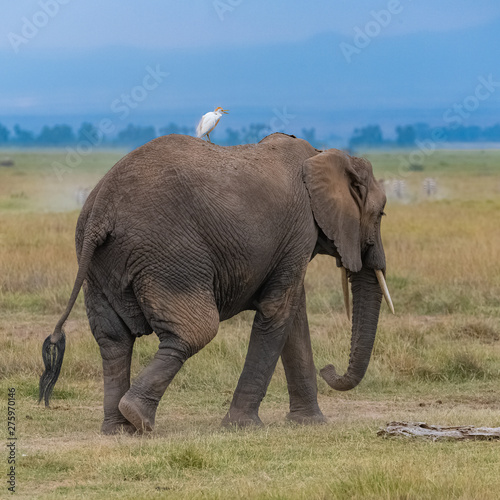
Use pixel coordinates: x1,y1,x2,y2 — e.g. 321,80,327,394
341,267,351,320
375,269,395,314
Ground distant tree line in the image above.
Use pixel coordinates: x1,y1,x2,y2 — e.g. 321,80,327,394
0,121,499,150
349,122,500,149
0,122,161,149
0,121,329,149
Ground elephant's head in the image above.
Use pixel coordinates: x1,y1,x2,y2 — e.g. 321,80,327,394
303,149,393,391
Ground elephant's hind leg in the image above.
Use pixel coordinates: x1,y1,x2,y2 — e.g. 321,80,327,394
119,294,220,433
118,337,186,433
84,283,136,435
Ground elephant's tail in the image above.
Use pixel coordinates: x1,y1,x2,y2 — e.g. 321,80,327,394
39,213,109,407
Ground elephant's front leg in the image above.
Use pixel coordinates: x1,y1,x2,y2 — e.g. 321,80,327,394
281,286,326,424
222,286,302,427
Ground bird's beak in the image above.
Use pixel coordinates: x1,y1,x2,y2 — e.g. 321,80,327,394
222,109,229,114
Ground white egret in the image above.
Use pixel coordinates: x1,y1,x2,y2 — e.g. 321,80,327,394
196,106,228,143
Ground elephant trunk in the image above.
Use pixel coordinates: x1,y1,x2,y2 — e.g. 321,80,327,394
320,266,383,391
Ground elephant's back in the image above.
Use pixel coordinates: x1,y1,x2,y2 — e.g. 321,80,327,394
98,134,307,217
105,133,315,183
82,133,317,235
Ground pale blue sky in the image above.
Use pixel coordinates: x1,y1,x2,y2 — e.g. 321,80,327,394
2,1,500,137
2,0,500,51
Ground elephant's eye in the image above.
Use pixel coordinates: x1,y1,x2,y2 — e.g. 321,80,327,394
380,211,386,217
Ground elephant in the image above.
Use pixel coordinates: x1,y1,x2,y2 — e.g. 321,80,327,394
39,133,393,434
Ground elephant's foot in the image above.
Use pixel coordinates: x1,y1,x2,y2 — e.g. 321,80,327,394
101,418,137,435
286,410,327,425
118,391,159,433
221,409,264,428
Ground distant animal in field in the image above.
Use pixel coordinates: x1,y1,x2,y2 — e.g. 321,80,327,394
0,157,14,167
422,177,437,197
75,187,91,207
391,179,407,199
39,133,393,435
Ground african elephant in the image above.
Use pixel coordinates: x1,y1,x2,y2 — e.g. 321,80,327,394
39,133,393,434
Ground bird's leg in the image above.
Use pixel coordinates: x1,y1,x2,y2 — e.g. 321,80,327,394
207,133,212,144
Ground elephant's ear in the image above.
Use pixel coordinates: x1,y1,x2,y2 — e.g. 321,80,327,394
303,150,362,272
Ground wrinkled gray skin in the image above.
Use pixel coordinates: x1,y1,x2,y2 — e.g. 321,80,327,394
40,133,387,434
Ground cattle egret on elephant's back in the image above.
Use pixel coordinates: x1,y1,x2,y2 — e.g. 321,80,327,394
196,107,229,143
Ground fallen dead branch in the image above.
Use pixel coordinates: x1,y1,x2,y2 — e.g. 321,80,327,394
378,421,500,441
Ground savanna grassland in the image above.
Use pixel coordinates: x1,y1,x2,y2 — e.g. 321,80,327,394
1,148,500,499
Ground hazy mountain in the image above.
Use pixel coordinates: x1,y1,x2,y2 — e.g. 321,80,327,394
2,20,499,138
